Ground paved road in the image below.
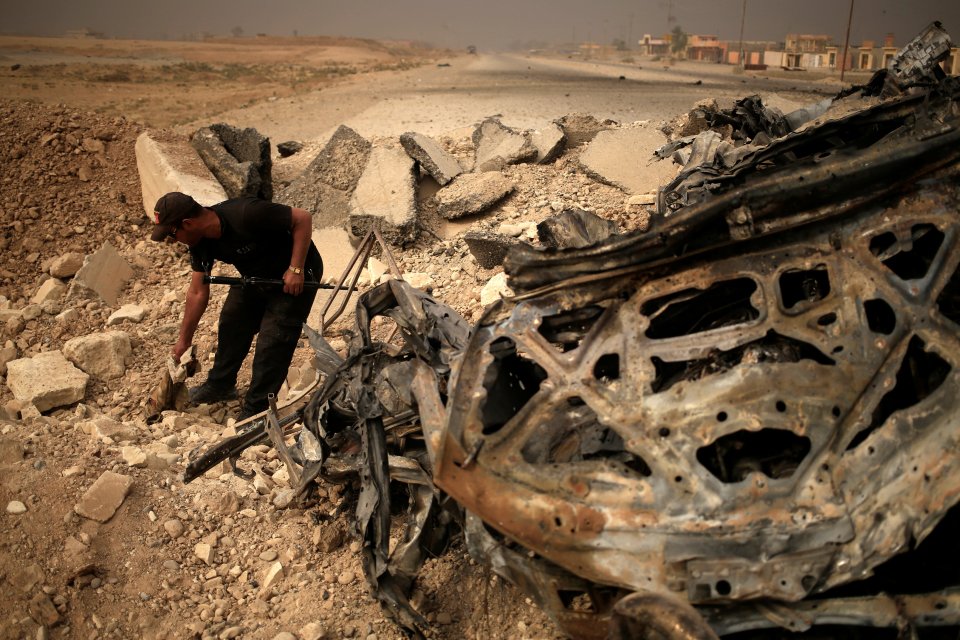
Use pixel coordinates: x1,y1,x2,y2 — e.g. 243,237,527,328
200,53,842,144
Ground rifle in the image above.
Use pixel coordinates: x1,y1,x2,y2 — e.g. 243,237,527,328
202,275,350,290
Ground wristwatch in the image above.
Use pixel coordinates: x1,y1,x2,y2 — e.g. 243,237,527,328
288,266,303,274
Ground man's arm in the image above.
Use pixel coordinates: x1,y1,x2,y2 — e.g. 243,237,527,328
173,271,210,360
283,206,312,296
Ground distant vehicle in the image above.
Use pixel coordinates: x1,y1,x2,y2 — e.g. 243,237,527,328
466,45,477,55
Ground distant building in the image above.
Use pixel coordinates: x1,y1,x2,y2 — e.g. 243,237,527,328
687,34,724,62
638,34,670,56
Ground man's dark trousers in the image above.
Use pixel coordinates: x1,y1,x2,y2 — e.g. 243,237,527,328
205,283,317,414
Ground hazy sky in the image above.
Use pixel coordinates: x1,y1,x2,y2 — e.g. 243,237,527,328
4,0,960,50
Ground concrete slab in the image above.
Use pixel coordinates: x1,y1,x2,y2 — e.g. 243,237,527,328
400,132,462,186
191,123,272,200
135,130,228,217
529,123,566,164
6,351,89,413
472,119,537,172
74,471,133,523
279,125,371,229
306,226,361,331
348,145,418,246
579,124,678,195
435,173,514,220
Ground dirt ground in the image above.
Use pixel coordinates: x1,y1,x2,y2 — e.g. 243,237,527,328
0,35,841,640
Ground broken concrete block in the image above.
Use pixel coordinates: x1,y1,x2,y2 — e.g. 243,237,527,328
134,130,228,218
555,113,615,147
276,141,303,157
480,272,513,307
50,252,86,278
400,131,463,185
579,124,678,195
279,125,371,228
31,278,67,305
537,209,621,250
463,231,524,269
367,256,389,285
349,145,418,246
63,330,132,380
530,123,566,163
74,471,134,523
79,416,138,443
435,173,514,220
106,304,147,326
6,351,89,413
69,242,134,307
191,123,272,200
472,118,537,172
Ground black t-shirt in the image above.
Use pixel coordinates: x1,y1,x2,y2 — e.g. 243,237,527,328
189,197,322,280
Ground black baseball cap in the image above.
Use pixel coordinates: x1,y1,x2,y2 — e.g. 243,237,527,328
150,192,202,241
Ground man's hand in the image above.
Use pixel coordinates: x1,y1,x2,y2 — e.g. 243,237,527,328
283,268,305,295
172,338,191,362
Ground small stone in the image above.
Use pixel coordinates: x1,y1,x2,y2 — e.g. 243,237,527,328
195,543,214,565
272,633,297,640
220,627,243,640
62,465,84,477
162,560,180,571
163,519,185,538
337,570,355,585
299,622,327,640
259,549,278,562
436,612,452,625
6,500,27,514
73,471,133,523
260,561,284,594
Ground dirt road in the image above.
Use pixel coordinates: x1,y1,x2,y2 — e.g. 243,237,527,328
198,52,840,143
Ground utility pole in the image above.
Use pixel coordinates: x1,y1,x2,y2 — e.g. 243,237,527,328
840,0,855,82
737,0,747,68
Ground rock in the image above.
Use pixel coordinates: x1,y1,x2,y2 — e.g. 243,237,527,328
195,543,214,565
50,252,86,278
555,112,615,147
6,500,27,514
436,612,452,625
480,272,513,307
279,125,371,228
163,518,185,538
529,122,566,163
63,330,132,379
337,570,355,585
300,622,328,640
472,118,537,172
579,124,678,195
191,123,272,200
218,491,240,515
537,209,621,250
62,465,84,477
74,471,134,523
312,522,347,552
261,561,284,593
0,342,18,376
259,549,279,562
276,141,303,157
55,308,79,324
31,278,67,305
6,351,89,412
79,416,137,443
121,446,148,467
463,231,523,269
402,272,434,290
106,304,147,325
272,489,295,509
349,144,418,246
68,242,134,307
400,131,463,185
6,562,44,592
435,173,514,220
27,593,60,627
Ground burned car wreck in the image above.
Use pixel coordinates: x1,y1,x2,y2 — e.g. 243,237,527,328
185,27,960,640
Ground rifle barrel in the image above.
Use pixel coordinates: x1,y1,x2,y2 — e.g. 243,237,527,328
202,275,346,290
